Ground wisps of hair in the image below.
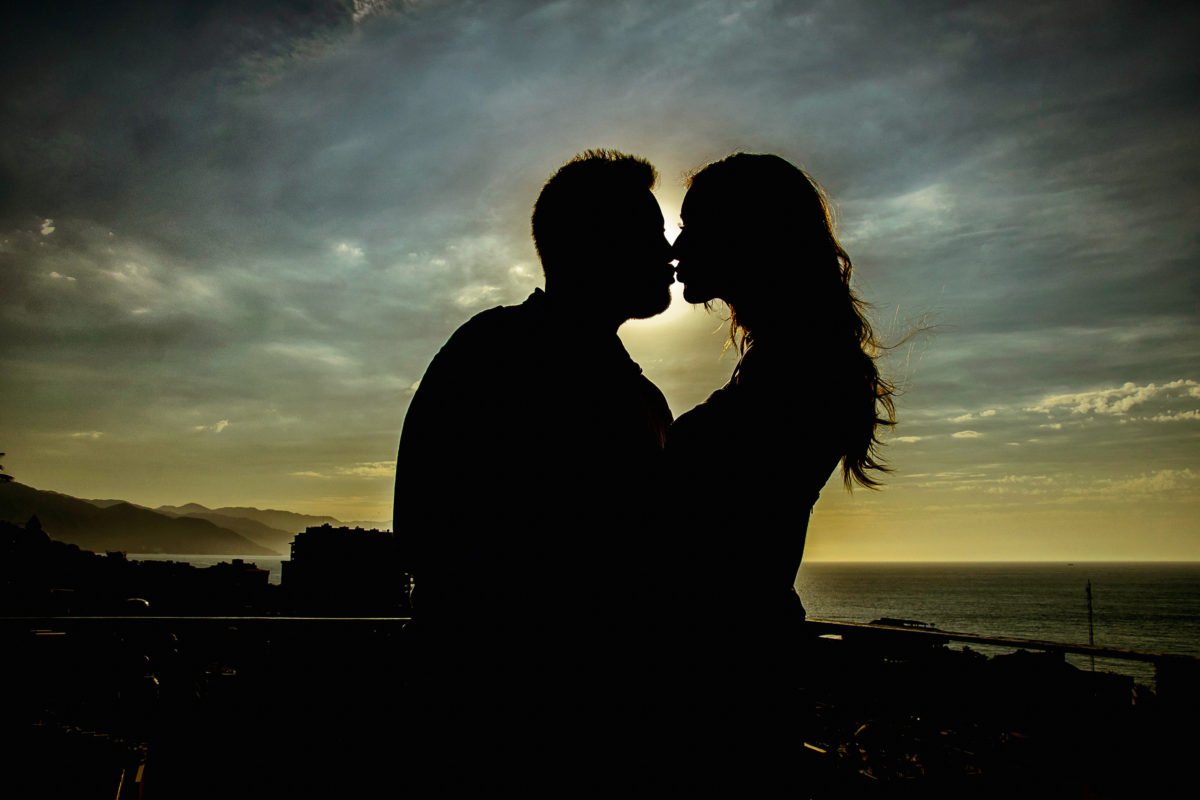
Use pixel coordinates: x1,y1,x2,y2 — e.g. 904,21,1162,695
842,295,898,491
689,152,897,490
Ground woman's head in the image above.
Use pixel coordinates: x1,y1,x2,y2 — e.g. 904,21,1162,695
674,152,896,489
674,153,850,341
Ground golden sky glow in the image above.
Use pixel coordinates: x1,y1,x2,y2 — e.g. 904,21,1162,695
1,1,1197,559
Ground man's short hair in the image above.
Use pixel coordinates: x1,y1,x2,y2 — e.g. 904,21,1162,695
531,149,658,274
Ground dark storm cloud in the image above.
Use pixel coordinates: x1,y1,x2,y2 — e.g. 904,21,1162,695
2,0,1197,524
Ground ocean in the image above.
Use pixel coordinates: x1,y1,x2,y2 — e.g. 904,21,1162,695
797,561,1200,685
130,555,1199,685
128,554,288,585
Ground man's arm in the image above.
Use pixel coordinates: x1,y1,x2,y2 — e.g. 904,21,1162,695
393,309,524,607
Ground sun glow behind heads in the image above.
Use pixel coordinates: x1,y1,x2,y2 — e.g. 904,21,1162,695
624,196,693,329
617,191,738,402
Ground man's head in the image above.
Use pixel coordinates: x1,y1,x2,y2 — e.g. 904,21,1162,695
532,149,675,323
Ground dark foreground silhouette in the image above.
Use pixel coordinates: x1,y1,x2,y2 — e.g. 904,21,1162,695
663,153,899,790
390,151,904,790
393,150,676,788
7,519,1200,797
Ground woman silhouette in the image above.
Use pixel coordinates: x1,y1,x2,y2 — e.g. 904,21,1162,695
666,152,895,786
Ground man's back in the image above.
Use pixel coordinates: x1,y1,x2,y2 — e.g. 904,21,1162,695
395,289,671,635
391,150,676,788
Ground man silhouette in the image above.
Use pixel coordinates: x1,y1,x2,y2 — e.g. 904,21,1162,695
393,150,675,783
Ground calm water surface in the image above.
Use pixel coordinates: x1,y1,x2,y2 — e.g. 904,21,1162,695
129,554,286,585
797,561,1200,684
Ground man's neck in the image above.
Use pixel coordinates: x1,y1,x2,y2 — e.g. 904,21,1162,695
539,286,626,336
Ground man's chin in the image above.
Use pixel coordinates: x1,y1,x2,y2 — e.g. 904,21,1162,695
626,289,673,321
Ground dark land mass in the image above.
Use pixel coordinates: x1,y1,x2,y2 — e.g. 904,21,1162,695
2,516,1196,797
0,482,278,556
1,517,406,617
1,518,278,616
89,493,391,553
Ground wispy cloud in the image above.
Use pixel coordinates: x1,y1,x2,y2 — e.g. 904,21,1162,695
1028,379,1198,416
335,242,365,259
262,343,355,369
1059,469,1199,502
909,469,1199,506
292,461,395,479
1143,410,1200,422
454,284,502,309
336,461,394,478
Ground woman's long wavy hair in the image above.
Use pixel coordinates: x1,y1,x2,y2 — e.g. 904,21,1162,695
687,153,896,489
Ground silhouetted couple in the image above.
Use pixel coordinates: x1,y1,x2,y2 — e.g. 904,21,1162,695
394,149,894,792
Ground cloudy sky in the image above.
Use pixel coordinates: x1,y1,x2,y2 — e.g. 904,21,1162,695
2,0,1197,559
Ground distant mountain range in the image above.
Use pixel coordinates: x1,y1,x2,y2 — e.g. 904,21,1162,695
155,504,340,533
0,482,391,556
155,509,300,555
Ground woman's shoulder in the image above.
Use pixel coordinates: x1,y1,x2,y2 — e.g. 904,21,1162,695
672,381,733,423
667,382,736,448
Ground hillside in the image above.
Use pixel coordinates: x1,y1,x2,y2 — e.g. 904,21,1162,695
177,511,296,554
0,482,279,556
157,504,341,534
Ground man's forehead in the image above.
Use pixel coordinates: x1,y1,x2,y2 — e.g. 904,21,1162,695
602,189,663,225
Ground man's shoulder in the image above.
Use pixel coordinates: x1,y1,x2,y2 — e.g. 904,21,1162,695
412,294,547,393
406,297,540,413
444,293,544,349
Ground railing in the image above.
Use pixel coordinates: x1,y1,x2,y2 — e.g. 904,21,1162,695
6,613,1195,656
8,613,1197,669
9,615,412,624
803,617,1200,706
804,616,1196,663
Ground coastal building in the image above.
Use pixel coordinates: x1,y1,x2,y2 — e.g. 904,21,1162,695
281,524,409,614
